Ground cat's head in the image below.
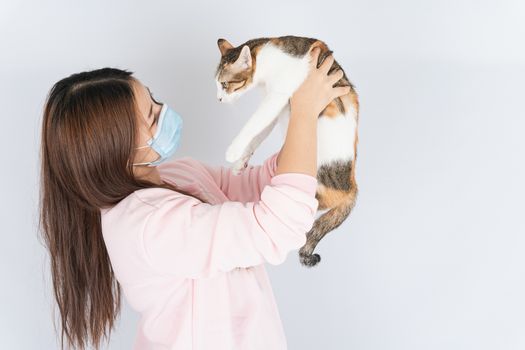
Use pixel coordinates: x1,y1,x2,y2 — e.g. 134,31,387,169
215,38,257,104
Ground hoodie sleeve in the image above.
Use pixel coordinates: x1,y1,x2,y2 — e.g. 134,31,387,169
139,172,319,279
198,151,280,202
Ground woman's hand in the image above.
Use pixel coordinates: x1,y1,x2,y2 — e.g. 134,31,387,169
290,47,350,117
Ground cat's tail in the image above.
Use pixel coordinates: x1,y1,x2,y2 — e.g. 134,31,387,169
299,169,358,267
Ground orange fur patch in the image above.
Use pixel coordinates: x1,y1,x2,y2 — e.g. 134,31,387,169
316,184,356,210
321,99,340,117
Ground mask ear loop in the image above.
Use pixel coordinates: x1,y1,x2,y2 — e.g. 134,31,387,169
133,145,164,167
132,144,151,166
132,103,168,167
133,116,157,166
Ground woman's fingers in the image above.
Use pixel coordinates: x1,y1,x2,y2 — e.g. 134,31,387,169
328,69,344,84
320,54,335,75
298,46,351,113
309,47,321,68
332,85,351,98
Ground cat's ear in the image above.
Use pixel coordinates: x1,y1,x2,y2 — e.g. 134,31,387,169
232,45,252,70
217,38,234,56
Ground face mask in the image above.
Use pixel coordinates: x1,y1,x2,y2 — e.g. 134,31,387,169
132,103,183,167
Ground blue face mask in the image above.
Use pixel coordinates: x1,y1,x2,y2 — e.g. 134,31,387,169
133,103,183,167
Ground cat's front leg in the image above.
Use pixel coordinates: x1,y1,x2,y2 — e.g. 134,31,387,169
226,93,290,163
230,116,280,175
226,134,254,164
231,151,254,175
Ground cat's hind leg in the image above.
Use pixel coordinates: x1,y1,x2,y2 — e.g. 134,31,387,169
299,165,358,267
299,92,359,266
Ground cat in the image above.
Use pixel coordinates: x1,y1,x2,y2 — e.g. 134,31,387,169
214,35,359,267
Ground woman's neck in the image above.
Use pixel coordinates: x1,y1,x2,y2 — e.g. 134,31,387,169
135,167,164,185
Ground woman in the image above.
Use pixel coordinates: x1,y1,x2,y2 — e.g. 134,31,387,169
39,47,349,350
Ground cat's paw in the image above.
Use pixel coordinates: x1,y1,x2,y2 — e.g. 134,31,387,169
299,245,322,267
299,252,321,267
231,163,247,176
231,152,253,176
225,140,246,163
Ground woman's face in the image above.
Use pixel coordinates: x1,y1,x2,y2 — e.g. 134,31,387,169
131,79,163,168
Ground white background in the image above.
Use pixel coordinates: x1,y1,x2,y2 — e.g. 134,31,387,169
1,0,524,349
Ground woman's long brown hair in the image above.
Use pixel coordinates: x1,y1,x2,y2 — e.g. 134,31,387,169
38,68,206,350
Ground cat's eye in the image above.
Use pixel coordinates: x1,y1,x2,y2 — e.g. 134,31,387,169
221,80,246,90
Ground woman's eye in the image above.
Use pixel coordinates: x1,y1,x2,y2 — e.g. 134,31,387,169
150,110,160,127
151,93,162,105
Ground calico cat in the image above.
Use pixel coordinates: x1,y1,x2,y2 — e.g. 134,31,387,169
215,35,359,267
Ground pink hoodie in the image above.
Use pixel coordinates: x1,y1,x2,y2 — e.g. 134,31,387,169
100,151,319,350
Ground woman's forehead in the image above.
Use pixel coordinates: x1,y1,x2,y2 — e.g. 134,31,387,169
133,80,151,118
133,80,148,101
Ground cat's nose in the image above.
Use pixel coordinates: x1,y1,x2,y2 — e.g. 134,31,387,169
219,97,223,102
